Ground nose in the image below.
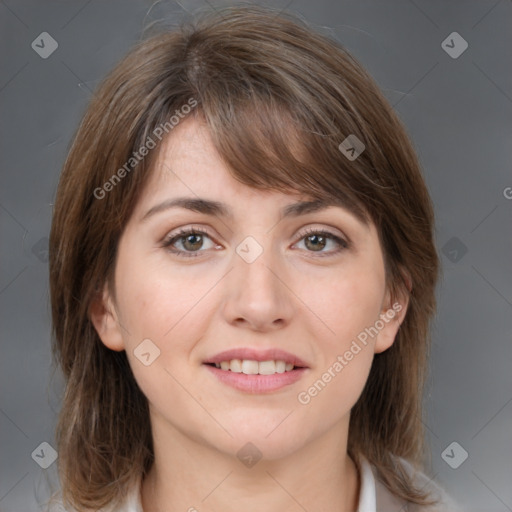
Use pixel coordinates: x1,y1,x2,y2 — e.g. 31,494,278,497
221,239,295,332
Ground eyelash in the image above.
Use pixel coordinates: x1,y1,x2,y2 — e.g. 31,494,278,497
161,226,349,258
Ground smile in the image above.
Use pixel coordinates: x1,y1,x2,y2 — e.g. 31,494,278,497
203,347,310,393
211,359,296,374
203,362,308,393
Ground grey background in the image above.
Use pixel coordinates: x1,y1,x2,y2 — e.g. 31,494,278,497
1,0,511,511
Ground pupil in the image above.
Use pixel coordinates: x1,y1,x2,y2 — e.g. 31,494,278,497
307,234,326,251
184,234,202,250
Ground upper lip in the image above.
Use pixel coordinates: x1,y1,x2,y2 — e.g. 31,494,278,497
204,348,310,368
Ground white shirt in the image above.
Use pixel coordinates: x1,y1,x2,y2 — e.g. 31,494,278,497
48,456,461,511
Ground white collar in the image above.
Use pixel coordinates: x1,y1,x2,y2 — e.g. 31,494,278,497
357,456,377,512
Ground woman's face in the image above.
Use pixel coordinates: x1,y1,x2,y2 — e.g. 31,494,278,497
91,117,406,460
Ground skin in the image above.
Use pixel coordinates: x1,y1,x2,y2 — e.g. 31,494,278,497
90,116,409,512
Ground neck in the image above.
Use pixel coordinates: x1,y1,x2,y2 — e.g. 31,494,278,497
141,414,360,512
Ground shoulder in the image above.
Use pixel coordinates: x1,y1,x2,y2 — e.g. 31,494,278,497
369,456,462,512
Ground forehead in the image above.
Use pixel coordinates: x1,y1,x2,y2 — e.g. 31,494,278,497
132,117,372,233
136,118,309,209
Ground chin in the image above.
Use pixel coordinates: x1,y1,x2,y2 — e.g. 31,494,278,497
212,418,311,461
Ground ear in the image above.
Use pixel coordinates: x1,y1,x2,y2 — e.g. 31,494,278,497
88,283,125,352
374,270,412,354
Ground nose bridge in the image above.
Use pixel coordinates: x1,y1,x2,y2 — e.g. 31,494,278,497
223,233,294,329
235,233,282,298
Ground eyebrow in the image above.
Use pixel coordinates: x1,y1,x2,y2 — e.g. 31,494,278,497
140,196,359,223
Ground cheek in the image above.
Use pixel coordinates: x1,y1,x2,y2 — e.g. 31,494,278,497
295,258,384,410
114,256,222,396
301,352,374,417
309,262,385,348
298,288,378,417
114,246,208,340
116,268,210,399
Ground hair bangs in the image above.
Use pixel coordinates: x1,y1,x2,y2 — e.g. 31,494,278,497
199,92,372,227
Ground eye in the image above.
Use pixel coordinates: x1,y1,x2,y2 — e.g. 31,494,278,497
293,227,349,256
162,226,349,258
162,227,219,257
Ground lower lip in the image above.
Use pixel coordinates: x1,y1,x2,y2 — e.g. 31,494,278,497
204,364,308,393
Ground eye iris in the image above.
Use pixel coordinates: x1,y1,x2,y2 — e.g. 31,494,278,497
305,234,326,251
183,233,203,251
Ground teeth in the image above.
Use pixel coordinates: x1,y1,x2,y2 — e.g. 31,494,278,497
275,360,286,373
230,359,242,373
258,360,276,375
213,359,297,375
241,360,259,374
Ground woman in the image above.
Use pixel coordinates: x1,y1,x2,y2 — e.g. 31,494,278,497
47,5,461,511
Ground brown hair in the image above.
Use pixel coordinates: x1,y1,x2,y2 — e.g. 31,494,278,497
48,5,439,510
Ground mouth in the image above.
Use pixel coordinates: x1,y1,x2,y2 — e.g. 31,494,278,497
203,359,306,375
202,348,310,393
